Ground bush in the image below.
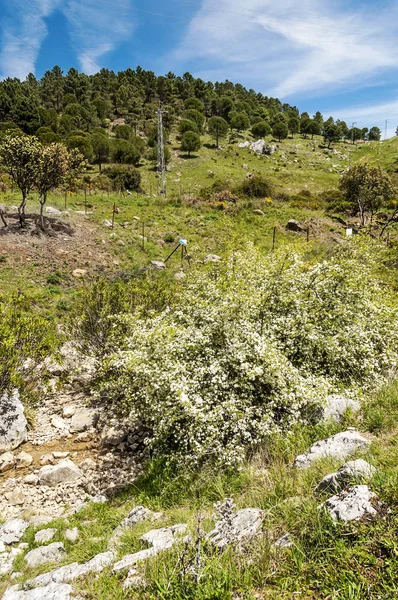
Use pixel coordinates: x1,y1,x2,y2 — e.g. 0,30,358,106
251,121,271,138
92,240,398,468
236,175,273,198
0,294,56,396
102,165,141,191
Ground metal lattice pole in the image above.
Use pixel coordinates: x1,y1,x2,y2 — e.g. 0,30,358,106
156,105,168,196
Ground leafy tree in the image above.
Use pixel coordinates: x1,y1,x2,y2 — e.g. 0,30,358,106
361,127,369,141
65,148,85,193
238,174,273,198
349,127,362,144
103,164,141,192
217,96,234,120
67,134,93,160
288,116,300,138
369,127,381,141
252,121,271,138
208,116,229,147
91,132,110,172
336,120,349,138
300,118,312,138
181,131,201,156
0,134,41,225
179,119,198,135
340,164,395,225
36,143,69,226
184,97,204,112
111,138,141,166
114,125,133,140
272,121,288,141
308,120,321,139
231,112,250,131
313,111,324,127
148,143,171,165
323,124,340,149
183,109,205,131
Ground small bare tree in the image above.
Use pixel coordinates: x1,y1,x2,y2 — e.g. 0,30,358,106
0,135,41,226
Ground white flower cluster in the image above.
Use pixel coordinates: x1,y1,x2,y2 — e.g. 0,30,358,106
97,239,398,467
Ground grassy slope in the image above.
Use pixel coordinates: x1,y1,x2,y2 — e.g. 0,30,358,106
2,383,398,599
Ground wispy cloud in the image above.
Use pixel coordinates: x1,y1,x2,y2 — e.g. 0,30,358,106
172,0,398,99
0,0,135,79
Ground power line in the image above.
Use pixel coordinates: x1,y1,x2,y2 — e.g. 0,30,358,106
155,104,168,196
10,0,103,72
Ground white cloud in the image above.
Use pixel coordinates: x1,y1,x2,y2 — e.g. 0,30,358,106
0,0,135,79
62,0,135,74
172,0,398,99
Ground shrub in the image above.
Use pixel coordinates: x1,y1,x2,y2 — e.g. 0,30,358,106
92,240,398,468
0,294,56,395
102,165,141,191
236,175,273,198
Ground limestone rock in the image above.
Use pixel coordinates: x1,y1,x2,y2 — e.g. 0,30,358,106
109,506,161,548
141,524,187,550
28,551,115,587
323,395,360,422
208,508,263,549
294,430,371,469
62,406,75,419
0,519,29,544
101,424,127,447
103,219,113,228
16,451,33,469
274,533,293,549
39,459,82,487
50,416,66,430
46,207,63,216
324,485,380,522
315,460,376,494
253,209,265,216
150,260,166,270
286,219,304,233
70,408,99,433
204,254,221,262
2,583,73,599
24,542,66,568
53,452,70,459
24,474,39,485
34,529,56,543
112,549,155,572
0,451,15,473
0,390,28,451
40,454,55,466
64,527,79,542
6,491,25,506
123,568,146,589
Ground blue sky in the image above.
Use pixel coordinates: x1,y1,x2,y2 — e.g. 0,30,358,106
0,0,398,134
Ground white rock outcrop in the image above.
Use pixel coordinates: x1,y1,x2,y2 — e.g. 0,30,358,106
324,485,380,522
294,430,371,469
39,459,82,487
0,519,29,544
315,460,376,494
0,390,28,451
24,542,66,568
322,395,361,422
208,508,263,549
2,583,73,600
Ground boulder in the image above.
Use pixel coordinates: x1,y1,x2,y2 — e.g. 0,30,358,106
150,261,166,270
0,451,15,473
39,459,82,487
324,485,380,522
208,508,263,549
24,474,39,485
294,430,371,469
62,406,75,418
24,542,66,568
0,390,28,451
204,254,221,262
322,395,360,422
101,424,127,447
2,583,73,599
141,524,187,550
28,551,115,587
286,219,304,233
5,490,25,506
34,529,56,544
253,209,265,216
45,207,63,216
0,519,29,544
16,451,33,469
250,139,265,154
70,408,99,433
238,141,250,148
315,459,376,494
64,528,79,543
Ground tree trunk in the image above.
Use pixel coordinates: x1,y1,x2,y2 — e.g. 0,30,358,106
216,131,219,147
18,193,27,227
0,209,7,228
39,193,47,229
99,162,102,173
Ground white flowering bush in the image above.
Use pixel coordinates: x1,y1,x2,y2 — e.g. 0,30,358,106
95,239,398,467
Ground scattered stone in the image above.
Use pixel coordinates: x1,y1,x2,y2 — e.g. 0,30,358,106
123,568,146,589
100,425,127,447
64,528,79,543
16,451,33,469
24,474,39,485
253,209,265,216
28,551,115,587
103,220,113,228
5,491,25,506
324,485,381,522
208,508,263,549
70,408,99,433
0,451,15,473
72,269,87,278
150,260,166,270
238,141,250,148
294,430,371,469
274,533,293,549
34,529,56,544
25,542,66,568
286,219,304,232
79,458,96,472
315,460,376,494
2,583,73,599
46,207,63,216
40,454,55,466
29,516,54,527
141,524,187,550
53,452,70,459
204,254,221,262
39,459,82,487
0,390,28,451
322,395,361,422
108,506,160,548
113,549,155,572
62,406,75,419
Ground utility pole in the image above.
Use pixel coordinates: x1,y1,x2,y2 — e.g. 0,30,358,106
155,104,168,196
349,121,356,169
385,119,389,140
